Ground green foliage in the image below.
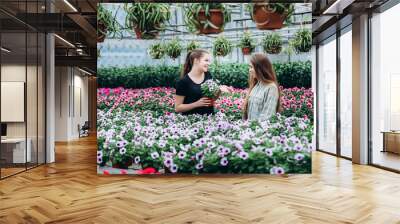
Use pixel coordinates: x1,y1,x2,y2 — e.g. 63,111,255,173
98,61,311,89
165,38,182,59
124,3,171,39
148,42,165,59
292,28,312,53
213,36,233,57
184,3,231,34
97,4,121,38
237,31,256,52
262,32,283,54
246,3,295,25
186,40,201,52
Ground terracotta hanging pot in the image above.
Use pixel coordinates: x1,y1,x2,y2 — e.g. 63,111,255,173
197,9,224,34
242,47,251,55
134,27,159,39
97,22,106,43
252,5,287,30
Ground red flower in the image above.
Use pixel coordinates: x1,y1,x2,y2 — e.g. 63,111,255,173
120,169,128,174
103,170,110,175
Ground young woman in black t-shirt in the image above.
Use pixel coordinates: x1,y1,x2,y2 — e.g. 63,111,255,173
175,49,231,115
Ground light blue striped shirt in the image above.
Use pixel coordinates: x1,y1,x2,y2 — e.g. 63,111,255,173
247,82,279,121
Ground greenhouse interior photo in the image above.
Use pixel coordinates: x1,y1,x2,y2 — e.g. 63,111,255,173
0,0,400,223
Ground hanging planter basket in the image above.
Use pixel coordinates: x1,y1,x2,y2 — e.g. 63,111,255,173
248,3,294,30
197,9,224,34
97,22,106,43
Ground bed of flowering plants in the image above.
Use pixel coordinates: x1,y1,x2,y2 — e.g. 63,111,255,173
97,86,313,175
97,87,313,120
98,110,312,174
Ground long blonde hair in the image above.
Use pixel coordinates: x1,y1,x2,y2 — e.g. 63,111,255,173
243,53,282,119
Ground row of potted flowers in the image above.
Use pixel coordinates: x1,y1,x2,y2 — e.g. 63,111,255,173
97,86,313,120
97,111,312,174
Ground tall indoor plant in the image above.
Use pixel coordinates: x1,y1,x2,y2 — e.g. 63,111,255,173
247,3,294,30
184,3,231,34
124,3,171,39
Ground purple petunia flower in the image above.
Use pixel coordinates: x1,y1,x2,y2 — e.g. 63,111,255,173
134,156,140,164
119,147,127,155
235,142,244,151
294,153,304,161
170,164,178,173
178,151,186,159
265,148,273,157
163,158,173,167
270,166,285,175
116,140,127,148
97,157,103,164
220,157,228,166
294,144,303,151
97,151,103,158
195,163,203,170
238,151,249,160
151,151,160,159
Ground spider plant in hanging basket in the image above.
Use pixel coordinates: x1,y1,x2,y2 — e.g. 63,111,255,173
124,3,171,39
246,3,294,30
262,32,283,54
97,4,121,42
213,36,233,57
237,31,256,55
292,28,312,53
166,38,183,60
186,40,201,52
184,3,231,34
148,42,166,59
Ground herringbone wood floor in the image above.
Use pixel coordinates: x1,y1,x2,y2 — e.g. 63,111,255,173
1,135,400,224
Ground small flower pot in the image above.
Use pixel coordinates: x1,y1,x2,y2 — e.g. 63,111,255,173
252,5,286,30
197,9,224,34
242,47,251,55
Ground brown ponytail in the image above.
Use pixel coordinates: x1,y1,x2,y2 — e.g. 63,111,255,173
181,49,209,78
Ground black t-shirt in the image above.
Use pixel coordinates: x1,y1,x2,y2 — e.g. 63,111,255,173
175,72,215,115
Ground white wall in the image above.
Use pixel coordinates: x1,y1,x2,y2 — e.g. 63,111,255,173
54,67,89,141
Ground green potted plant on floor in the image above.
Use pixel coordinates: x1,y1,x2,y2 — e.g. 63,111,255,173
148,42,165,59
213,36,233,57
262,32,282,54
184,3,231,34
186,40,201,52
247,3,294,30
97,4,121,42
292,28,312,53
124,3,171,39
166,38,183,60
237,31,256,55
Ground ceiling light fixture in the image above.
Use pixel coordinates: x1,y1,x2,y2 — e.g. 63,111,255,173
54,34,75,48
1,47,11,53
63,0,78,12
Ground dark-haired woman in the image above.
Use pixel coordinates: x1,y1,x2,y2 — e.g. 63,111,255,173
174,49,231,115
242,53,282,121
